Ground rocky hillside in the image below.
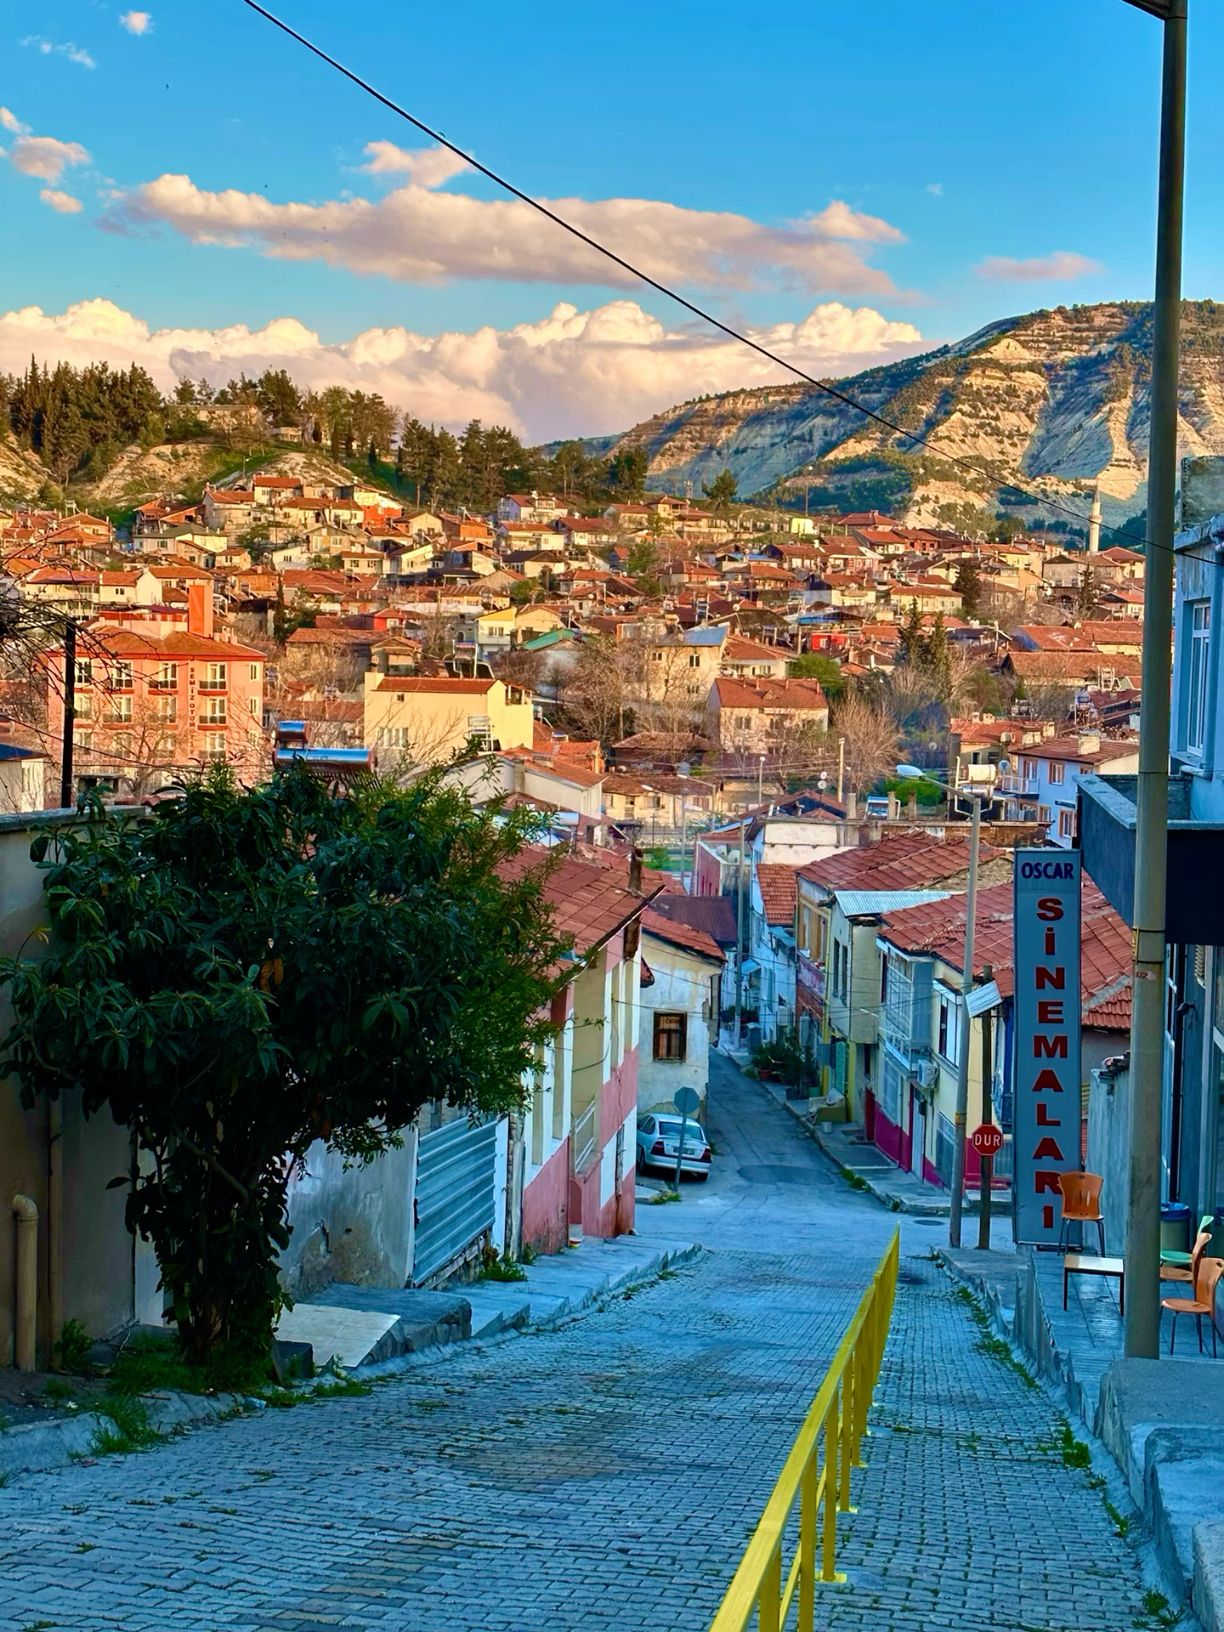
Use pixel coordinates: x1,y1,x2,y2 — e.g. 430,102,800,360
609,301,1224,530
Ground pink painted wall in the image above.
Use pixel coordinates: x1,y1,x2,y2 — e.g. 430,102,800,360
872,1104,905,1167
522,1140,570,1255
922,1156,944,1188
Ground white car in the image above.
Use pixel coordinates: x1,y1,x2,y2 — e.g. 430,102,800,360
636,1114,711,1181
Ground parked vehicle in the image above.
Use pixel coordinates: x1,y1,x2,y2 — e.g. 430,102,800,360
636,1113,711,1181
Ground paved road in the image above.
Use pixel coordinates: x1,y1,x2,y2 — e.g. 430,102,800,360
0,1055,1163,1631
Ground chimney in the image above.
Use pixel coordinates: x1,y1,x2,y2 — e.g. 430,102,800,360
628,846,643,894
1087,484,1101,556
187,581,214,638
1077,731,1101,756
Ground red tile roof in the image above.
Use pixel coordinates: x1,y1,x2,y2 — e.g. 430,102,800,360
641,908,724,963
647,894,737,947
756,863,798,927
499,846,661,957
799,833,993,895
714,676,827,711
878,877,1130,1029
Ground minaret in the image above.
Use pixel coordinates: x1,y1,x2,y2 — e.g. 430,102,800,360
1087,483,1101,555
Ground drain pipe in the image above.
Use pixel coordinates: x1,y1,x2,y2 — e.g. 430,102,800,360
12,1195,38,1372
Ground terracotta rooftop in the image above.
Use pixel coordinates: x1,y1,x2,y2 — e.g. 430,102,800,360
641,908,724,963
799,832,1000,896
876,876,1130,1028
500,846,662,958
374,676,495,694
756,863,798,927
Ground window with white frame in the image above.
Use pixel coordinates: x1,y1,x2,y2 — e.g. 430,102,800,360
936,989,959,1066
1187,600,1211,754
1047,761,1065,786
106,695,133,724
1058,809,1076,841
200,697,227,726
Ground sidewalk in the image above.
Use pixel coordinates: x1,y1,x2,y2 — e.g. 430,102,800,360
942,1242,1224,1631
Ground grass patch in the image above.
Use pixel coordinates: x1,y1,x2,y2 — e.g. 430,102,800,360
42,1378,76,1403
108,1334,267,1398
1104,1498,1130,1537
839,1166,869,1192
90,1395,161,1457
479,1252,527,1283
1138,1588,1180,1627
647,1189,681,1205
1058,1420,1091,1470
312,1377,372,1401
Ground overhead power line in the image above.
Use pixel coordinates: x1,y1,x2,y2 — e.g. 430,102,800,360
242,0,1184,565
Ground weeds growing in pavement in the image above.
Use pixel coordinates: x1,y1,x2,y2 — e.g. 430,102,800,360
952,1285,1038,1390
90,1394,161,1456
647,1189,681,1205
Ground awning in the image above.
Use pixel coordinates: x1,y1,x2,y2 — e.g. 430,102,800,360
740,958,761,977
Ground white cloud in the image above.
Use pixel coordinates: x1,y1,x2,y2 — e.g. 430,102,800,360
0,107,30,135
21,36,97,69
39,188,83,214
103,163,907,295
8,133,91,183
0,296,928,442
119,11,153,34
925,182,943,197
975,250,1103,283
359,141,469,188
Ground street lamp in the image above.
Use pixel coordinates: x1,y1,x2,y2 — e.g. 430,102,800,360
1117,0,1187,1360
896,762,999,1248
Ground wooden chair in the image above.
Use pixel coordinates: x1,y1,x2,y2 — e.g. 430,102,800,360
1057,1171,1106,1255
1161,1215,1214,1286
1162,1239,1223,1356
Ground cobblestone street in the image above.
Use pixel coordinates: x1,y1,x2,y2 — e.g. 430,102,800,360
0,1057,1165,1632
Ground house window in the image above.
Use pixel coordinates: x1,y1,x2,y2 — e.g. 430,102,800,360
156,696,178,723
200,697,227,726
1058,809,1076,841
201,662,227,692
688,652,701,668
1187,600,1211,754
74,658,92,686
937,991,960,1066
653,1012,687,1062
150,663,178,692
108,661,133,691
1047,761,1065,786
74,693,93,721
1038,804,1053,825
248,696,260,716
106,696,133,724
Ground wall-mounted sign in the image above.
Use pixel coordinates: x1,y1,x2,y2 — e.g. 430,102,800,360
1012,850,1082,1247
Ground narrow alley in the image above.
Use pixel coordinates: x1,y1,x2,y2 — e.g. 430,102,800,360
0,1057,1164,1632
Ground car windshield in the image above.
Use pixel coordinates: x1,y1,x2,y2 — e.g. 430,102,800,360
657,1119,705,1141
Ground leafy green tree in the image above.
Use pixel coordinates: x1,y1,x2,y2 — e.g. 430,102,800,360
702,468,738,511
897,600,924,666
0,770,565,1368
607,446,649,499
787,652,846,697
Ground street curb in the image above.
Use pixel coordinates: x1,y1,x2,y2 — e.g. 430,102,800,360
0,1239,702,1483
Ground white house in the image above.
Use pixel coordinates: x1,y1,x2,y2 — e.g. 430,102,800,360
638,910,725,1123
999,731,1139,846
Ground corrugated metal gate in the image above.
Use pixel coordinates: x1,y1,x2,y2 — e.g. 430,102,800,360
411,1117,498,1284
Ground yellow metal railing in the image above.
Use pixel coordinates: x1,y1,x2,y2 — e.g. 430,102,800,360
709,1229,900,1632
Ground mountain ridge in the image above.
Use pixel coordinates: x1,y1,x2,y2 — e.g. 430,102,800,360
600,300,1224,530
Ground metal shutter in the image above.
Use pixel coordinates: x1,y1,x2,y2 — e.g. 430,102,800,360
411,1117,498,1285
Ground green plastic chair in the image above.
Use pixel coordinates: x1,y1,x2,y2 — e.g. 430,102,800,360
1161,1213,1213,1270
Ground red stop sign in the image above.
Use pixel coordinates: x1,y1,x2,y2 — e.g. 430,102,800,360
971,1123,1004,1157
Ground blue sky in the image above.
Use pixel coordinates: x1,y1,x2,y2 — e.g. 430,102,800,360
1,0,1220,439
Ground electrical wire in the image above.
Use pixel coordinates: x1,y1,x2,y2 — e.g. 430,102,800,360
242,0,1187,565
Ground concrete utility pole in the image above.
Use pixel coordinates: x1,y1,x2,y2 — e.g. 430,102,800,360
1123,0,1187,1360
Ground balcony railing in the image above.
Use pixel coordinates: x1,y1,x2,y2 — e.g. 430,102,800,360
570,1101,598,1176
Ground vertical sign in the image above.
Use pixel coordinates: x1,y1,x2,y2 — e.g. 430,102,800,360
1013,849,1081,1246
